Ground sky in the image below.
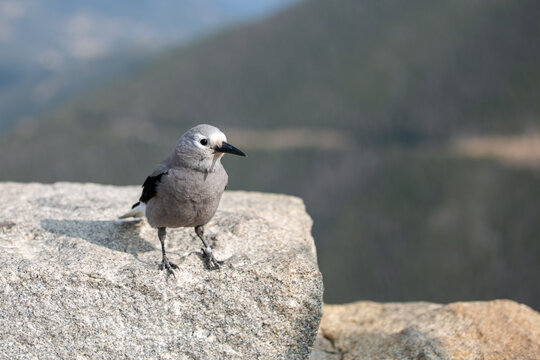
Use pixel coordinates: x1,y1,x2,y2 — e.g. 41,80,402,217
0,0,298,67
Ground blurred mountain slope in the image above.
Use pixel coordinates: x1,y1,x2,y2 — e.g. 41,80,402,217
0,0,299,130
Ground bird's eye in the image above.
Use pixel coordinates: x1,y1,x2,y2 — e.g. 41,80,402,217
200,138,208,146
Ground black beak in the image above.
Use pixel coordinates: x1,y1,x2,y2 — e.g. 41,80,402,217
215,141,247,157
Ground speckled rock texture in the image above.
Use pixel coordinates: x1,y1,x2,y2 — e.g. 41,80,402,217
0,182,323,359
310,300,540,360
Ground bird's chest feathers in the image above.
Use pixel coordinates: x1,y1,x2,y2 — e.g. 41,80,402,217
165,167,227,203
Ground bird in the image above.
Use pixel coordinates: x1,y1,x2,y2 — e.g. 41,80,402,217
119,124,247,275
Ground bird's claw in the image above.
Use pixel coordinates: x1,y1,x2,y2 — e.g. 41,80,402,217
202,247,223,270
158,257,179,277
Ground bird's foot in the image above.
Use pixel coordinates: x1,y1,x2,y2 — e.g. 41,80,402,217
158,256,179,277
202,247,223,270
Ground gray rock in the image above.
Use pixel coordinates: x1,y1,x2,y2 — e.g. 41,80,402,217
0,182,323,359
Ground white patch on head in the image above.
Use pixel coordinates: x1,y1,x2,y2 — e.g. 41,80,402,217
192,130,227,158
209,132,227,147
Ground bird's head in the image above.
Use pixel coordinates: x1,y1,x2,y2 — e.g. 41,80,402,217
177,124,247,163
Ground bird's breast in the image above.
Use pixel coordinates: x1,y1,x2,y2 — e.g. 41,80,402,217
145,166,228,228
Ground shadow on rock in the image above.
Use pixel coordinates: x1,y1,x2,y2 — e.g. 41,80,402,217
40,219,155,254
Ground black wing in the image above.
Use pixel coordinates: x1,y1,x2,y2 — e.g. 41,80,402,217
137,171,168,205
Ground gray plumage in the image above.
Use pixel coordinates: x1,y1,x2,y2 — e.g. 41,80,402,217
120,124,246,274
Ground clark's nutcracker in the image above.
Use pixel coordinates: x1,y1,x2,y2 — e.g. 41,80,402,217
120,124,247,274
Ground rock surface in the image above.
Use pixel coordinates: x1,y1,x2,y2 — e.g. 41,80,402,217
0,182,323,359
311,300,540,360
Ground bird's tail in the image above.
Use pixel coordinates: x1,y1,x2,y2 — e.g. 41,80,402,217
119,202,146,219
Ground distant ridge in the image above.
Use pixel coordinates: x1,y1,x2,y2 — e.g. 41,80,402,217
2,0,540,182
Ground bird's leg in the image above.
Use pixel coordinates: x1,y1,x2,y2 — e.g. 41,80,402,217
195,225,222,270
157,227,178,276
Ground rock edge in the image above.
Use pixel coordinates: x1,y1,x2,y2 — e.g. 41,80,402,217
0,182,323,359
